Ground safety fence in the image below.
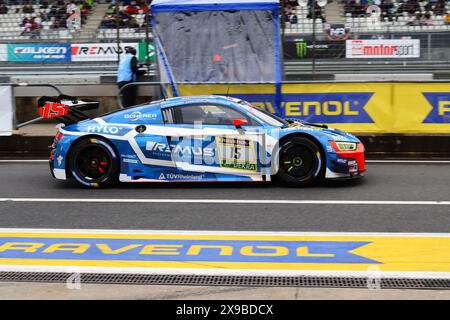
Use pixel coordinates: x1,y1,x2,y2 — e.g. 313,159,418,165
1,1,450,75
1,32,449,64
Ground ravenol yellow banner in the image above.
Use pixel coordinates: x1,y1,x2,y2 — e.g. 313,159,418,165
175,82,450,134
1,230,450,275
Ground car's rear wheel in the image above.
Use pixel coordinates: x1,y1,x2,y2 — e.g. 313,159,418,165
68,137,119,188
275,137,324,187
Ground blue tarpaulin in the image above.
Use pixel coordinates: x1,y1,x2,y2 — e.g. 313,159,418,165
151,0,282,115
151,0,279,12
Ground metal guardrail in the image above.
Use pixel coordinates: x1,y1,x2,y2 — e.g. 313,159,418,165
284,60,450,74
2,60,450,79
0,63,157,77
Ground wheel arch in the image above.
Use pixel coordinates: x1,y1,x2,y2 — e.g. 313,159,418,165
270,132,327,177
65,134,121,178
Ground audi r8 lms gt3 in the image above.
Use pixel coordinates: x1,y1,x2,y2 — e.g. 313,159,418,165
41,95,365,188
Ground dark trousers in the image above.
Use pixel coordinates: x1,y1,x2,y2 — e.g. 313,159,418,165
118,81,137,108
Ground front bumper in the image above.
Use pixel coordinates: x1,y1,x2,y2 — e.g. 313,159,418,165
326,142,366,179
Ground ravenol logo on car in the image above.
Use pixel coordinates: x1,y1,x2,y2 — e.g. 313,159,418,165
422,92,450,123
7,44,71,62
229,93,374,123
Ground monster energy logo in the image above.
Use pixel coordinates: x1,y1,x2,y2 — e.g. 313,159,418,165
295,41,308,58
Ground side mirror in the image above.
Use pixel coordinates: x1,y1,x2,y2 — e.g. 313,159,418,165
233,118,248,129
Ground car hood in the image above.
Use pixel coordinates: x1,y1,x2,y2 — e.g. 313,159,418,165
280,121,360,143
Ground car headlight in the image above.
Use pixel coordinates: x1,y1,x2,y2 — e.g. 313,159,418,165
330,141,358,152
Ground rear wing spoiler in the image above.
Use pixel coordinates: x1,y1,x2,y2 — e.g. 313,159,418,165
38,94,100,125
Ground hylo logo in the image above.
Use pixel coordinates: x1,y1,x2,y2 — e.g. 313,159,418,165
86,126,123,134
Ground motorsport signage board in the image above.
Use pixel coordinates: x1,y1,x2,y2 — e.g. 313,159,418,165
7,44,71,62
71,42,140,62
346,39,420,58
0,229,450,277
176,82,450,133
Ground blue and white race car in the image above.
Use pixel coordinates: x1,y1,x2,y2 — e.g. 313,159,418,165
42,95,365,188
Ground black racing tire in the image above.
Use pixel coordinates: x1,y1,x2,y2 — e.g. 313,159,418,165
275,137,325,187
68,137,119,188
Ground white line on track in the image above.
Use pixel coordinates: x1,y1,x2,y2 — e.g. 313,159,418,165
1,198,450,205
1,228,450,237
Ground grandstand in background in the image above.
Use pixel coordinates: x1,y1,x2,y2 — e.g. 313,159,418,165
0,0,450,81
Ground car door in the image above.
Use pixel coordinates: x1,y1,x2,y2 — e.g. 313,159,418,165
122,105,178,179
162,103,266,180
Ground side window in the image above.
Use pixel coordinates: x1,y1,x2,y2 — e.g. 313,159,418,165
162,108,175,124
169,104,259,126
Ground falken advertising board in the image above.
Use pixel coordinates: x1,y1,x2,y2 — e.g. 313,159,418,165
7,44,71,62
346,39,420,58
4,42,154,62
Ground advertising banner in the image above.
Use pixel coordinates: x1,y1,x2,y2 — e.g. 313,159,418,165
0,86,13,136
2,42,155,62
177,82,450,133
346,39,420,58
1,229,450,275
284,40,345,59
0,44,6,62
324,24,351,41
71,42,139,62
7,44,71,62
138,41,155,62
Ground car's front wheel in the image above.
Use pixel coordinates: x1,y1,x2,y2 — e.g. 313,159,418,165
68,137,119,188
275,137,324,187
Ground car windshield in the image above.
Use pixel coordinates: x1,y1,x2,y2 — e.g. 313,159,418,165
242,103,288,127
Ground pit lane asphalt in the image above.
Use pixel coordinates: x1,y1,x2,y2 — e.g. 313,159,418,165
0,162,449,233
